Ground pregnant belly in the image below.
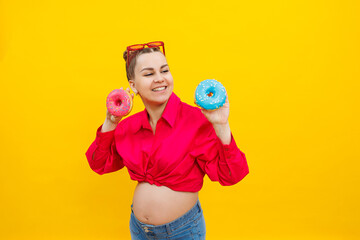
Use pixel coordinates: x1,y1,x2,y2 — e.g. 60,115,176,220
132,182,199,226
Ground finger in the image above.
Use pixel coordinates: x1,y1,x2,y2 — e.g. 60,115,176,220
201,108,210,115
201,109,206,116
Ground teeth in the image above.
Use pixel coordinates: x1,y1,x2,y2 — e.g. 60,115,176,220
153,87,166,91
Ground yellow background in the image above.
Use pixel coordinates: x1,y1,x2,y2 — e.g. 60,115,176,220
1,0,359,239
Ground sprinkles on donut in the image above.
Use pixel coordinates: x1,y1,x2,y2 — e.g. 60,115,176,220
195,79,227,110
106,89,133,117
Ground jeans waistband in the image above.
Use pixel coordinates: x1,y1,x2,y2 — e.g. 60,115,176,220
131,199,202,233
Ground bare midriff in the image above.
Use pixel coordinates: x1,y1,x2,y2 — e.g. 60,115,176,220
132,182,199,226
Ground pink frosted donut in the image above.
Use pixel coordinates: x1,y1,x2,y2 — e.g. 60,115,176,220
106,89,133,117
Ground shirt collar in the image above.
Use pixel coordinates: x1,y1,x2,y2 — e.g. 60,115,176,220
136,92,180,133
161,92,180,128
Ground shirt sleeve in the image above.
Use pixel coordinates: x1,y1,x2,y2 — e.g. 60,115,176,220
85,125,125,175
192,121,249,186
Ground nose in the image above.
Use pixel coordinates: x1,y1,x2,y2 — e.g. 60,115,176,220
154,72,165,83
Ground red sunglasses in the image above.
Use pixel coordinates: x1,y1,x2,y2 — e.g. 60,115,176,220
126,41,165,67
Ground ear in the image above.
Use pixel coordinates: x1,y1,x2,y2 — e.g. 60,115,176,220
129,80,138,95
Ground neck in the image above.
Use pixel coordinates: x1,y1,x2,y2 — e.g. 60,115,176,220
143,100,168,133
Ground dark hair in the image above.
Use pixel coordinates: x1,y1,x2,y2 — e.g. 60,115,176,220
123,47,162,81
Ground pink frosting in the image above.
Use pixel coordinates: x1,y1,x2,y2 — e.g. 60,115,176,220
106,89,132,117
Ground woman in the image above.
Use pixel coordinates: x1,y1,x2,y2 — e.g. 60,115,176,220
85,41,249,239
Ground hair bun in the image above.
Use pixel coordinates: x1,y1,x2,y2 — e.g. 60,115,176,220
123,50,128,62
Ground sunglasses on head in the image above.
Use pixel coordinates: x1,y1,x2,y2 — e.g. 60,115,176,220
126,41,165,68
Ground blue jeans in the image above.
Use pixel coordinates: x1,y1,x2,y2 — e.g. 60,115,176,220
129,199,206,239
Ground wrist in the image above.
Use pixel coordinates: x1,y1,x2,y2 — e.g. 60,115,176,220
101,119,117,133
212,121,229,128
212,122,231,145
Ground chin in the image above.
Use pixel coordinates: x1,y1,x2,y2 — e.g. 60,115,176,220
148,92,172,106
155,94,171,105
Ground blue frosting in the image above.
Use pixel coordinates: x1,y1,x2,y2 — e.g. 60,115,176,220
195,79,226,110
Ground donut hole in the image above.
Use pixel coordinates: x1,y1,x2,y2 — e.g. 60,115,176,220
115,98,122,106
206,87,216,98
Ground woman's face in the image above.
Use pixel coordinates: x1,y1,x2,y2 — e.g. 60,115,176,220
129,51,174,107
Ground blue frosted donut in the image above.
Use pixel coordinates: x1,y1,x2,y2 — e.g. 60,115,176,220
195,79,227,110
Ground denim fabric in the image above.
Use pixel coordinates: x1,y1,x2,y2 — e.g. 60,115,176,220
129,200,206,240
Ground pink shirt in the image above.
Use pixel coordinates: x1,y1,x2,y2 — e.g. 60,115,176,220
85,93,249,192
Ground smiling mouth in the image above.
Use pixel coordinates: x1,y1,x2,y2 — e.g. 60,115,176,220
152,86,167,92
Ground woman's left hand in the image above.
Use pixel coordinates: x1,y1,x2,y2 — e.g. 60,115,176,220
201,97,231,144
201,97,230,125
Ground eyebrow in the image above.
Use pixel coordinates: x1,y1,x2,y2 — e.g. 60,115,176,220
140,64,169,72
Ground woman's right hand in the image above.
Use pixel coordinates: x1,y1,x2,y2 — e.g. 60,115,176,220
102,87,134,132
